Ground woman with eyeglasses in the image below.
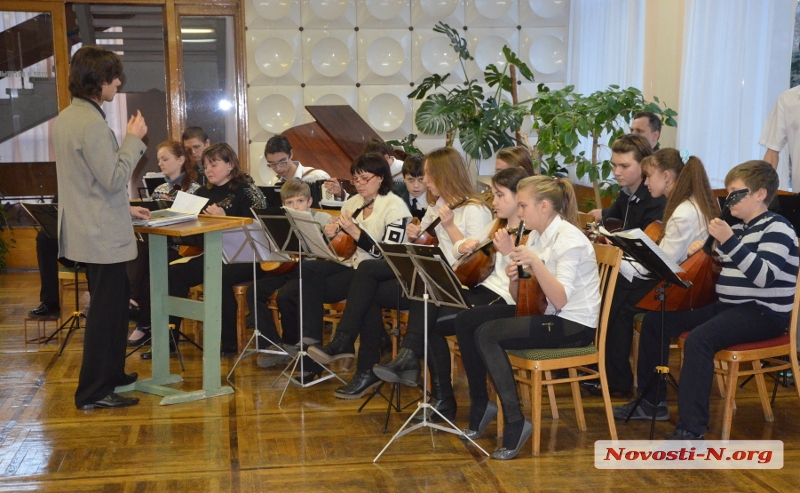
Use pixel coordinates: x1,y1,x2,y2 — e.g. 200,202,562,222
264,134,331,184
275,153,412,380
309,147,493,399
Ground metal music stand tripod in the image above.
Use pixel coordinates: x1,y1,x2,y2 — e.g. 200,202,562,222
374,243,489,461
273,208,348,405
227,208,293,377
22,203,84,355
602,229,691,440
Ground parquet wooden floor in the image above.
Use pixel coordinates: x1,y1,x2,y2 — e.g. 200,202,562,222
1,270,799,492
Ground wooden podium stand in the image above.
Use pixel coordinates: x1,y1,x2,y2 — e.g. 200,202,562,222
116,215,251,405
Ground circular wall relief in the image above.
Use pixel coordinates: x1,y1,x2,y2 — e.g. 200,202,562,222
420,0,458,19
257,94,297,131
309,0,349,21
366,37,405,76
254,38,294,78
421,36,458,74
367,93,405,132
476,0,512,19
317,93,348,105
253,0,292,21
528,35,565,74
311,37,350,77
365,0,405,20
475,35,508,71
529,0,567,19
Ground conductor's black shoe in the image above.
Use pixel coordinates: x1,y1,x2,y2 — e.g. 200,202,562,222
334,370,381,399
78,392,139,410
308,332,355,365
372,347,420,386
120,372,138,386
29,302,60,318
665,428,704,440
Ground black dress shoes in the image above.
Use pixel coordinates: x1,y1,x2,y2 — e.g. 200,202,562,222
78,392,139,410
334,370,382,399
580,381,632,399
372,347,420,386
411,395,456,423
28,302,60,318
308,332,355,365
120,372,138,386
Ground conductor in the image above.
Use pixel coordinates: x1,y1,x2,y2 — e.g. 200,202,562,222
53,45,149,410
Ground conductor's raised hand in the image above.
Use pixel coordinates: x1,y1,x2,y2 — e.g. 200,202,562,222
494,228,514,256
127,110,147,139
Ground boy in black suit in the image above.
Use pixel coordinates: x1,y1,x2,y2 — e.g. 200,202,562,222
393,154,427,220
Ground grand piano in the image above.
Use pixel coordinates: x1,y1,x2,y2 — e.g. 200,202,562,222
278,104,405,182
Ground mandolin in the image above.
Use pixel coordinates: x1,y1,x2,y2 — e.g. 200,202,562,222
453,237,497,288
329,197,375,259
514,221,548,316
412,197,469,246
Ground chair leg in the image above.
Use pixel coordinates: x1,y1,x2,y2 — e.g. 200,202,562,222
532,370,543,456
792,347,800,403
752,361,774,422
599,362,618,441
721,361,739,441
569,367,586,431
496,394,504,438
716,360,727,398
631,328,640,388
544,370,559,419
235,289,248,352
518,369,532,408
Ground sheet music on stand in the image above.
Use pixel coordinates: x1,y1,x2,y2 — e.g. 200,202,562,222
599,226,689,288
283,208,340,261
221,213,289,265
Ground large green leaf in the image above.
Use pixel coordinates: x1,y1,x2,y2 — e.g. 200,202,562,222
502,45,534,81
459,122,504,160
415,94,460,135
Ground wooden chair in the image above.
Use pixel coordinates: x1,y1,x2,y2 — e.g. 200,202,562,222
498,243,622,455
57,266,88,317
676,278,800,440
233,284,282,350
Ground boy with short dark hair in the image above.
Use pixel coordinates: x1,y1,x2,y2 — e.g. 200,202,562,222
613,160,799,440
393,154,427,220
247,179,331,367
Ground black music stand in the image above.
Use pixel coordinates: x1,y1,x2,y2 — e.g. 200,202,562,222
226,208,293,378
601,228,690,440
21,203,84,355
373,243,489,461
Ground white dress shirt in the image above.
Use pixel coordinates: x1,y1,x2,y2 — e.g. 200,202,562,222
417,198,493,266
760,85,800,190
525,215,601,329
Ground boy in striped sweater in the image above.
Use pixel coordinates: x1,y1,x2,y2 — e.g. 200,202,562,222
613,160,799,440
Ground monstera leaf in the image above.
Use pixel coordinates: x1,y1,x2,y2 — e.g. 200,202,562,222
415,94,460,135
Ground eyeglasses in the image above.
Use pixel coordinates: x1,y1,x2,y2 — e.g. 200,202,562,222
350,174,378,186
266,157,295,170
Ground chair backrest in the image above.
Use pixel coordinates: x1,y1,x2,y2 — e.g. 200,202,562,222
592,243,623,352
789,271,800,353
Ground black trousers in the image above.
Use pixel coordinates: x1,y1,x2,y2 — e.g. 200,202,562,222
75,262,130,407
334,259,406,372
277,260,355,345
168,256,257,351
127,239,180,327
476,316,595,424
247,268,298,345
36,230,75,305
399,285,507,397
636,301,787,436
454,304,517,406
604,274,657,392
